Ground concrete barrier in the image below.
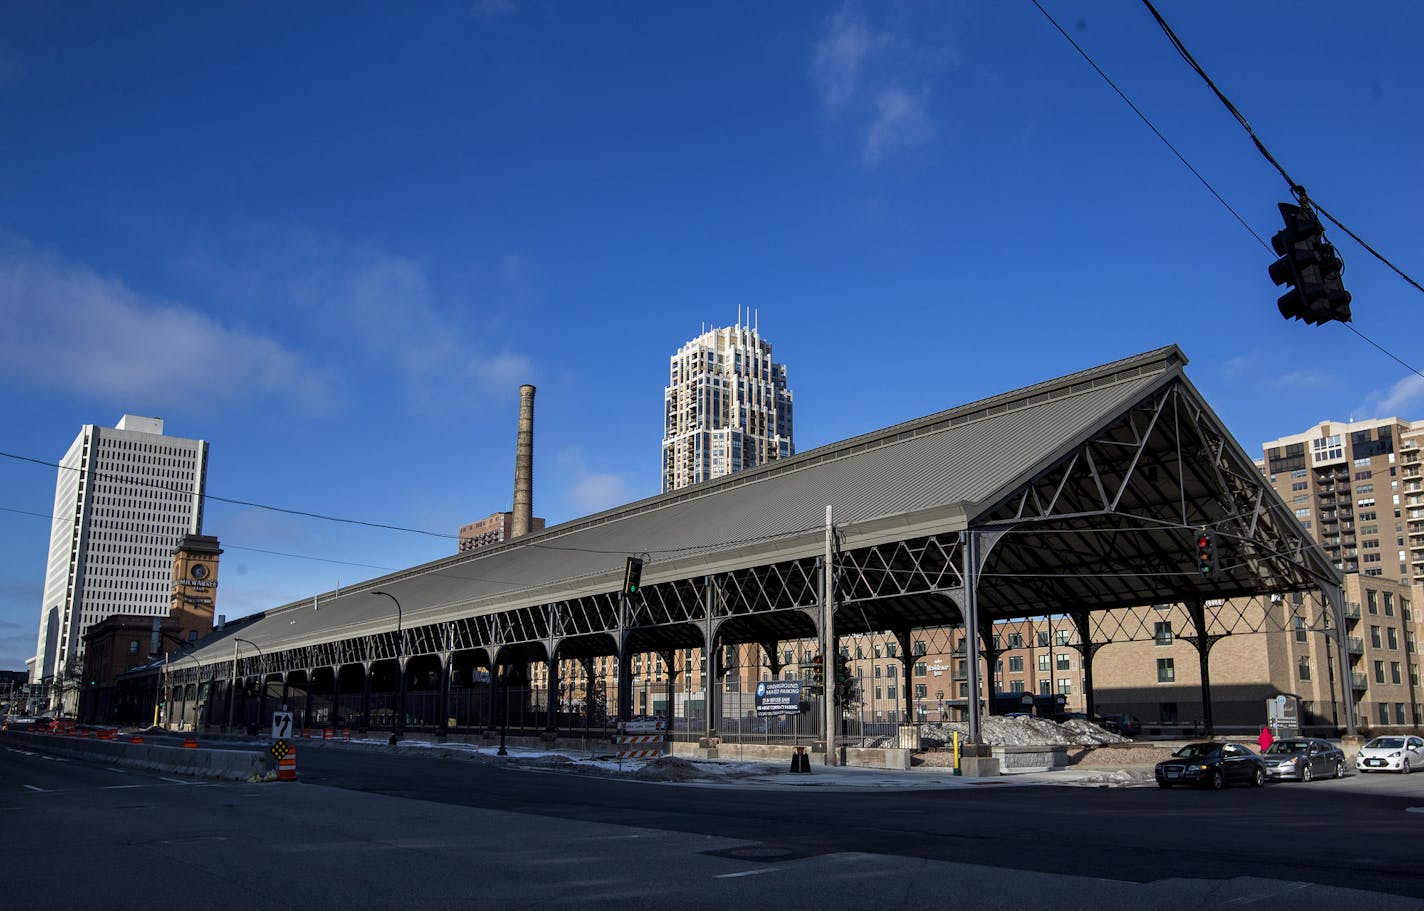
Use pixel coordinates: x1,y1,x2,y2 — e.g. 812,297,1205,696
992,744,1071,773
0,731,276,781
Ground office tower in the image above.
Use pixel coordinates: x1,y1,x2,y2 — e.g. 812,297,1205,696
31,415,209,687
662,321,794,492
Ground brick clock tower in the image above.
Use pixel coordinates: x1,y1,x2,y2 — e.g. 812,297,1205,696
170,534,222,642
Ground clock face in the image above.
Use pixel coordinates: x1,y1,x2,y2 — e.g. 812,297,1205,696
190,563,209,580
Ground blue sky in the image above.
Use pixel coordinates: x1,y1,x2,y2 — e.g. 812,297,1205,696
1,1,1421,672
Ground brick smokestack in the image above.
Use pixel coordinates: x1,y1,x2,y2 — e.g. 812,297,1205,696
512,384,535,538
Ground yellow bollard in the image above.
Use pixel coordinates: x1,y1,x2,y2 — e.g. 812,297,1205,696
953,731,961,776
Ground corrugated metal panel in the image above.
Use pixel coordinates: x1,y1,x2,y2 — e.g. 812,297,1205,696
196,347,1182,656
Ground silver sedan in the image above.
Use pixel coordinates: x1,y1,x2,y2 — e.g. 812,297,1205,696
1260,738,1345,781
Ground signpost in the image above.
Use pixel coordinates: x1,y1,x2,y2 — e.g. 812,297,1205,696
271,711,294,741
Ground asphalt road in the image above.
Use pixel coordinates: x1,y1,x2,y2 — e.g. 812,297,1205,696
4,740,1423,910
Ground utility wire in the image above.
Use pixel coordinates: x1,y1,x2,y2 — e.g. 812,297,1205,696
1140,0,1424,294
1031,0,1424,383
1027,0,1266,249
0,449,457,540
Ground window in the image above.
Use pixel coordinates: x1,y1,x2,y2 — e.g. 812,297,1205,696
1397,703,1407,725
128,640,139,654
1389,628,1399,650
1157,658,1175,683
1008,656,1024,672
887,643,898,658
1037,631,1050,647
1294,616,1308,643
1374,660,1386,684
1010,680,1025,693
1379,703,1390,725
1160,702,1179,723
1371,625,1382,649
913,639,927,656
1038,680,1050,695
886,663,898,678
914,662,927,677
991,635,1001,651
1155,621,1173,646
1392,662,1403,684
1007,633,1023,649
1368,590,1379,614
1055,630,1070,646
1037,655,1050,672
887,685,897,699
1055,654,1071,671
914,684,927,698
1385,592,1395,616
1057,678,1071,695
1298,656,1311,681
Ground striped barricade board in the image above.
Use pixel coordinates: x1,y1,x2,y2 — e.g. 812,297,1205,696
614,720,667,760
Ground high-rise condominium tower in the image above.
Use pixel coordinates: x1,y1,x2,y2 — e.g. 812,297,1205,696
662,320,794,492
31,415,209,684
1259,416,1424,582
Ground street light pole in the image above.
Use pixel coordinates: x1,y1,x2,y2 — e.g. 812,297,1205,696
226,637,262,732
372,591,405,743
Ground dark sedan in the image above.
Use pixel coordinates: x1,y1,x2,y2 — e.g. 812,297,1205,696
1155,741,1265,789
1261,738,1346,781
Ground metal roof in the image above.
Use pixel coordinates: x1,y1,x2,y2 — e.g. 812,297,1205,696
196,345,1204,659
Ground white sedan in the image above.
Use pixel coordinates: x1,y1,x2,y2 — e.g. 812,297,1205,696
1355,735,1424,773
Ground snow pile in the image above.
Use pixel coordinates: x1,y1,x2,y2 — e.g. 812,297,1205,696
908,716,1128,750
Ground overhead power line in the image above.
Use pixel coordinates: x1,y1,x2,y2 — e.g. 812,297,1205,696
1139,0,1424,297
1029,0,1424,383
0,449,457,540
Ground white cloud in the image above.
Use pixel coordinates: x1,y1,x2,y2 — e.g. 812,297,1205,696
864,85,934,166
0,53,23,89
808,2,954,166
555,448,633,516
0,241,337,415
470,0,516,19
1271,369,1334,389
1359,374,1424,419
811,4,878,115
182,229,536,416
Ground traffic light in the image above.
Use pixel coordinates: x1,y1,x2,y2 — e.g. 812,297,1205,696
833,652,857,705
811,654,825,687
1196,530,1217,575
622,556,644,595
1270,202,1352,326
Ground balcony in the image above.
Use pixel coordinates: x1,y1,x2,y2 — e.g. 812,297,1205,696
1347,636,1365,655
1351,672,1369,691
1344,603,1361,621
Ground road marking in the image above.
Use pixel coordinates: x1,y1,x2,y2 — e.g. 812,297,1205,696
103,785,145,790
1405,806,1424,814
714,868,782,880
23,785,47,792
158,777,191,785
105,767,128,774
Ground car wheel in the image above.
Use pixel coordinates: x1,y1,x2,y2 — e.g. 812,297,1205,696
1404,759,1412,775
1334,760,1344,779
1210,769,1225,790
1302,764,1313,783
1253,767,1265,787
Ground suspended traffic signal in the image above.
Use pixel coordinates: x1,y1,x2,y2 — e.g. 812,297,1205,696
811,654,825,686
622,556,644,595
1270,201,1352,326
1196,530,1217,575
